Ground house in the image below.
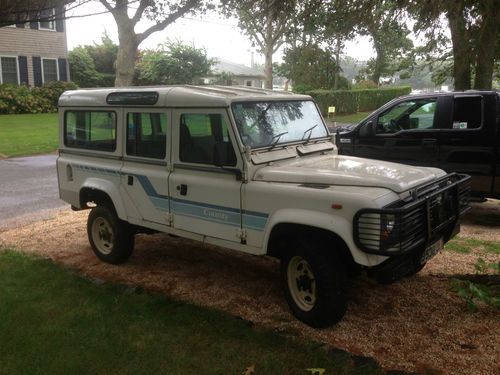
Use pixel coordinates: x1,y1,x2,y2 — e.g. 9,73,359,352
0,5,69,86
203,59,265,88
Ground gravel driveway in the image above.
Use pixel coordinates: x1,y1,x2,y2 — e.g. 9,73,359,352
0,201,499,375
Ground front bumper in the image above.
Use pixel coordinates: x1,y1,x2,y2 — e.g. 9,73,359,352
353,173,471,257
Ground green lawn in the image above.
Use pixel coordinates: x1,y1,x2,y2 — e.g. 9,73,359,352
0,250,381,375
0,113,58,158
445,237,500,255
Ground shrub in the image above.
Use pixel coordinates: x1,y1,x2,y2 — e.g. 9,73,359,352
0,81,78,114
0,84,52,114
33,81,78,108
306,86,412,115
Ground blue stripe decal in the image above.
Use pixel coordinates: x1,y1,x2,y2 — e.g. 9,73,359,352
73,164,269,231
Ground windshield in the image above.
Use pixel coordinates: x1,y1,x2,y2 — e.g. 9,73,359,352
231,100,328,148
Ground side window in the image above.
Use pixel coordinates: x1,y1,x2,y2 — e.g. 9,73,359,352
127,112,167,159
452,97,482,129
376,99,437,134
179,113,237,166
65,111,116,151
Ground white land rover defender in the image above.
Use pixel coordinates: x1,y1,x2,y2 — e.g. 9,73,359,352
57,86,470,327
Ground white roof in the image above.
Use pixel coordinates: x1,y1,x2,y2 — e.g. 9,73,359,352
58,85,308,107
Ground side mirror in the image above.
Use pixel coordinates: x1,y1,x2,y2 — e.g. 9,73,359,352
359,121,376,137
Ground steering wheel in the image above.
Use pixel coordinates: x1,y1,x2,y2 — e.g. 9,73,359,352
387,119,402,133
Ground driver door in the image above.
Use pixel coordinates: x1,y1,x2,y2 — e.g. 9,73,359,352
355,98,440,167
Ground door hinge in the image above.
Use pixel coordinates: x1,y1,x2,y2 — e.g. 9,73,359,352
236,228,247,244
241,171,248,183
165,213,174,224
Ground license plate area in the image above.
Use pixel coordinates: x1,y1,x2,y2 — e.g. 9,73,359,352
420,238,443,264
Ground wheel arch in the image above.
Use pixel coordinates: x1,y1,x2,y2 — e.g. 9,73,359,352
79,178,127,220
266,222,357,273
262,208,371,266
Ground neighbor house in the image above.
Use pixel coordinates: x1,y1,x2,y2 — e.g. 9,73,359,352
203,59,265,88
0,5,69,86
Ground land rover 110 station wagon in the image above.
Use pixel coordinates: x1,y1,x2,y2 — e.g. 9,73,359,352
57,86,470,327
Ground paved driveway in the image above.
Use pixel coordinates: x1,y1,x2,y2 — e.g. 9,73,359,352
0,154,66,229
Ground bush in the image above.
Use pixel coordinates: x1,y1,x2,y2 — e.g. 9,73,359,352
33,81,78,108
306,86,412,115
0,81,78,114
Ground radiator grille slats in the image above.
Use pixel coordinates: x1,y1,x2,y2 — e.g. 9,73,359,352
354,173,471,255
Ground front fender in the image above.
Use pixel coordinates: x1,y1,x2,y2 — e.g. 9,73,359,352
263,208,383,266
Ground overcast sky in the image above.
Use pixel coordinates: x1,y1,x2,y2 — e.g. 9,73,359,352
65,2,375,66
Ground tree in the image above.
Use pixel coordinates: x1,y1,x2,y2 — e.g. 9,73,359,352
221,0,296,89
279,44,348,91
408,0,500,90
69,33,119,87
68,47,99,87
98,0,204,87
355,0,414,85
135,41,214,85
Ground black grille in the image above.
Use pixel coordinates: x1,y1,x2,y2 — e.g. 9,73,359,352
354,173,471,255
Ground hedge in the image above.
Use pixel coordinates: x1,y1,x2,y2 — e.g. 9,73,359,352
306,86,411,115
0,81,78,114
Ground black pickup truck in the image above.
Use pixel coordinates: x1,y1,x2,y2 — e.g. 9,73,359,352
336,90,500,199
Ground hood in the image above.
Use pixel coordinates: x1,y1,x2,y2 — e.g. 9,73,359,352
253,155,446,193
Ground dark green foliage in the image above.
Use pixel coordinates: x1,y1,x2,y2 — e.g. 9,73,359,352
68,33,118,88
452,258,500,312
135,41,214,85
280,44,347,90
32,81,78,108
68,47,99,88
307,86,411,115
0,81,77,114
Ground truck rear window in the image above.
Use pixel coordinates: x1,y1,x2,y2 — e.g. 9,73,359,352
64,111,117,152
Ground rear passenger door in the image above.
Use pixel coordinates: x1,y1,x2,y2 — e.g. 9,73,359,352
120,109,171,226
439,94,496,195
169,109,243,243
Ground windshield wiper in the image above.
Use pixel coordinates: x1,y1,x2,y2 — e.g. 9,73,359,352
268,131,288,150
301,124,318,145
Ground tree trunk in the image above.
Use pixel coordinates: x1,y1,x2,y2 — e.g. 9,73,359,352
473,0,500,89
263,11,274,90
115,23,138,87
371,42,384,85
264,46,273,89
447,2,471,90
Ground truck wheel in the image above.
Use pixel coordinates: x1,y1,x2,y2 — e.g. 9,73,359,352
281,243,347,328
87,206,134,264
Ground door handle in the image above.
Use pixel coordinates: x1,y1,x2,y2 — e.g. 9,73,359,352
127,175,134,185
176,184,188,196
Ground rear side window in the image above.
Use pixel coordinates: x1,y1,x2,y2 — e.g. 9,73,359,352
127,112,167,159
452,97,482,129
64,111,116,151
179,113,236,166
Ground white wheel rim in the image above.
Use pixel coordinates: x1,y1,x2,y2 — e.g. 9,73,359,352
91,217,114,255
287,256,316,312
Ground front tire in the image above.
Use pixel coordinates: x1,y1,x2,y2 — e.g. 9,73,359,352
281,241,348,328
87,206,134,264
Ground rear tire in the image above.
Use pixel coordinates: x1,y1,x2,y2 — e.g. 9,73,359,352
87,206,134,264
281,240,348,328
